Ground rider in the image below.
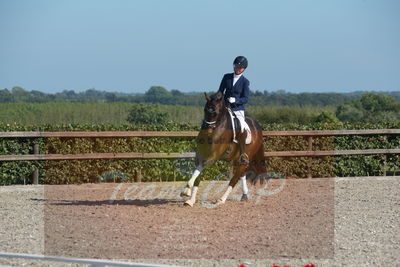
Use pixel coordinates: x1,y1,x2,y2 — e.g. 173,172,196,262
218,56,251,165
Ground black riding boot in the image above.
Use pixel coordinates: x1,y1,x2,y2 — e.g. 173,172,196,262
238,132,249,165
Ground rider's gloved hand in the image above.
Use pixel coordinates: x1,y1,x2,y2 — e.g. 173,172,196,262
228,97,236,103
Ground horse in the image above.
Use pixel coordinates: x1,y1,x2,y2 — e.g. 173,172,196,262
181,91,267,206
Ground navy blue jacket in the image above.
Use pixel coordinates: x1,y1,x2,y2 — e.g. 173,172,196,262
218,73,250,111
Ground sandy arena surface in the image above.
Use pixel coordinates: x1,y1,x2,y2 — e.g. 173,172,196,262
0,176,399,267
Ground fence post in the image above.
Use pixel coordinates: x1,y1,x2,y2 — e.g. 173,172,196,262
307,136,313,179
383,155,387,176
32,143,39,185
135,169,142,183
383,135,387,176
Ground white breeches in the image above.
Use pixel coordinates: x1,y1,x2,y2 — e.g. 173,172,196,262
233,110,251,144
233,110,250,132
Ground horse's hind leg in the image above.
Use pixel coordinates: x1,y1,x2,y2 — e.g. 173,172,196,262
240,174,249,201
217,163,247,204
253,146,267,183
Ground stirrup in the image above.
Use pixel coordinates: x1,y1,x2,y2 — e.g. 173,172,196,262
239,153,249,165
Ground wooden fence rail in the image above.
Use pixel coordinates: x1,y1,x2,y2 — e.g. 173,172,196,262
1,129,400,138
1,129,399,182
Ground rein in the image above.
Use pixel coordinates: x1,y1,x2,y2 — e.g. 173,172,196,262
226,107,237,119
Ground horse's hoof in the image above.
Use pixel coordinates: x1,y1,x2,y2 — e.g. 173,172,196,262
180,187,191,197
241,194,248,201
184,200,194,207
214,199,225,205
180,192,190,197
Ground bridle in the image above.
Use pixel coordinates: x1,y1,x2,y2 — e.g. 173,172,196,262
202,103,219,130
203,119,217,130
202,94,227,130
202,106,231,130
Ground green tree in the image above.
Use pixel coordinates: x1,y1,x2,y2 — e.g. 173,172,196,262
314,111,339,123
127,103,168,124
11,86,30,101
336,94,400,123
171,89,184,96
0,89,14,102
336,103,364,122
360,93,396,112
105,92,117,102
30,90,48,102
144,86,171,103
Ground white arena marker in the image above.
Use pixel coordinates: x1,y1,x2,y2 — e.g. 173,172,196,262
0,252,183,267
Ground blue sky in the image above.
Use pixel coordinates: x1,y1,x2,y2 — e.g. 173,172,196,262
0,0,399,93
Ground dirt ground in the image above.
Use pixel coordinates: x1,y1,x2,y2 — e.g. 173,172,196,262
1,176,399,267
42,179,334,260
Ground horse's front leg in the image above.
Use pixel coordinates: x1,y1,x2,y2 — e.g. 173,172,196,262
181,153,205,207
181,166,203,207
181,153,202,196
217,162,247,204
182,150,219,206
181,166,202,197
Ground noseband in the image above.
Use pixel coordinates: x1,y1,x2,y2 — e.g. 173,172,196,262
203,119,217,130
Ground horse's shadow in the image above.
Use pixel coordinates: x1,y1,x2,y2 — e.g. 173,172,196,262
30,198,182,207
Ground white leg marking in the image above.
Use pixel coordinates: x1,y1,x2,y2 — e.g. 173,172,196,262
240,175,248,195
188,168,202,188
218,186,233,204
184,186,199,207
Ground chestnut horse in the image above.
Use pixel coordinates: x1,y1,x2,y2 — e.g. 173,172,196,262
181,92,266,206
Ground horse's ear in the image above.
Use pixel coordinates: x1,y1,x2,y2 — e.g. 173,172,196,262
216,92,223,100
204,92,211,102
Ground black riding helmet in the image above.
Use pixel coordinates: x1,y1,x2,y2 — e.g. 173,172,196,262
233,56,248,69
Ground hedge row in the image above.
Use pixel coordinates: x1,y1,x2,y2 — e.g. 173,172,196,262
0,122,399,185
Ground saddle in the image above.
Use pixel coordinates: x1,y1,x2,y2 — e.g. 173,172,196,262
233,117,242,132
